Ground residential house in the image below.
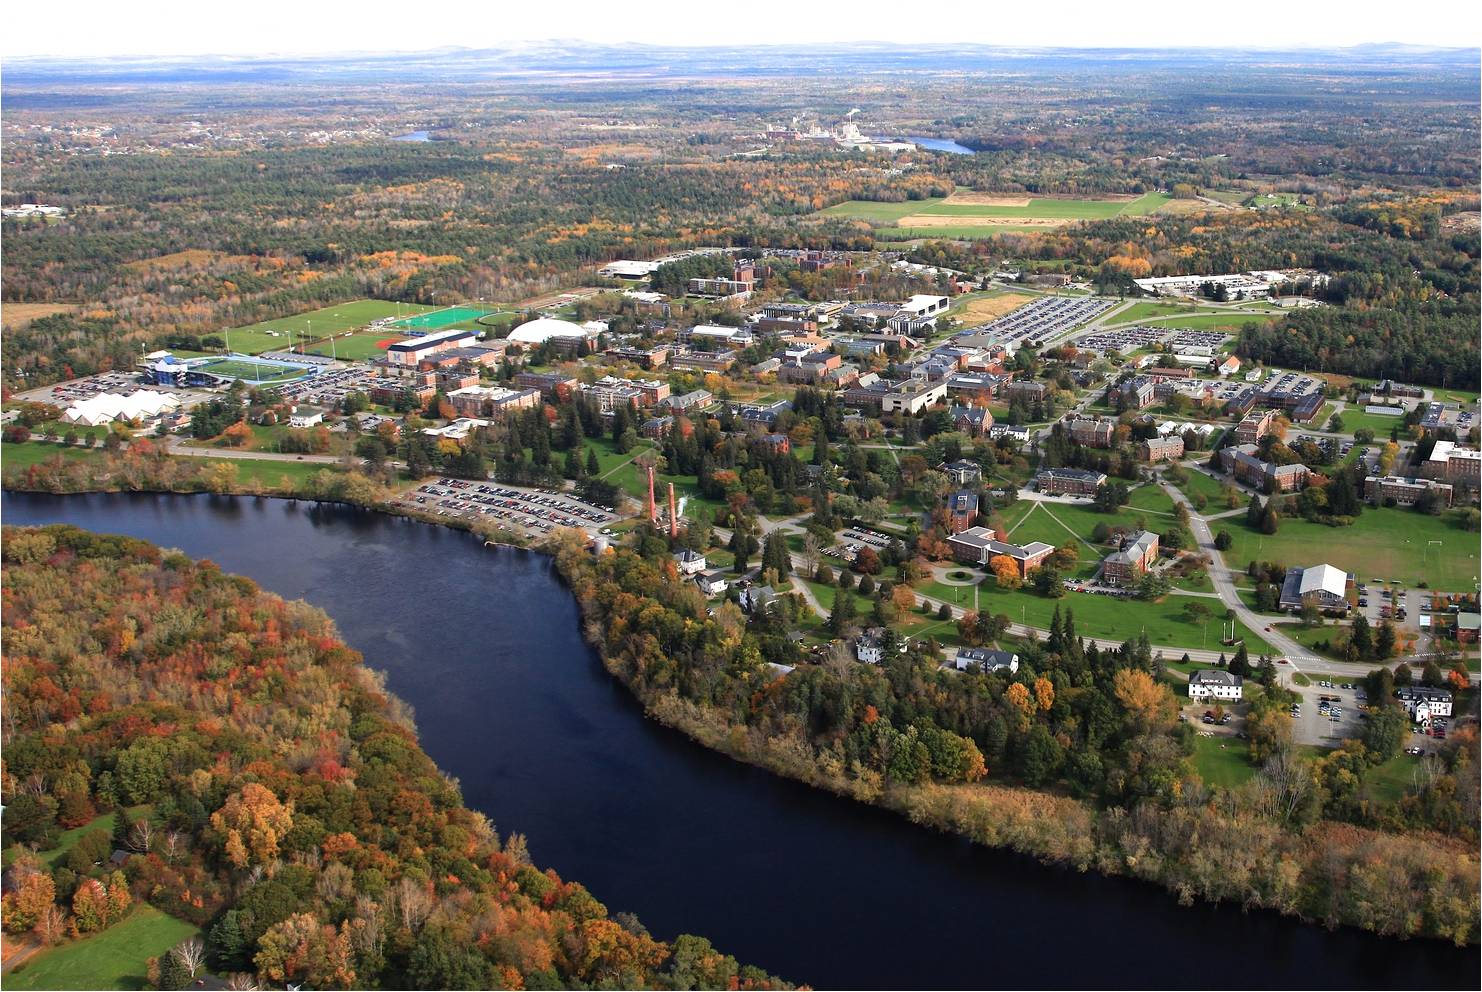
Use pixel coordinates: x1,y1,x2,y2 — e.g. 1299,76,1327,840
674,549,708,576
952,647,1020,674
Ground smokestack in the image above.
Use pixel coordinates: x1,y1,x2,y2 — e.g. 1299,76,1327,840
646,464,657,525
668,483,678,538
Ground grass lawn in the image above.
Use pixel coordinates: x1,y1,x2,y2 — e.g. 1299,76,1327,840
1141,313,1276,332
1364,752,1421,804
1218,507,1480,590
913,575,1276,653
1124,483,1178,515
1333,408,1411,440
4,905,200,991
2,440,108,470
1191,734,1258,788
191,457,341,489
224,300,431,354
2,807,151,871
1175,468,1237,506
1115,301,1230,323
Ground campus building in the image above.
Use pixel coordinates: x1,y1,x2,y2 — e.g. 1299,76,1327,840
946,527,1055,576
1102,530,1159,586
1035,467,1107,497
1140,435,1185,463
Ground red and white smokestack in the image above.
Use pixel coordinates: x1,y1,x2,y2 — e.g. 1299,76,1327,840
646,464,657,524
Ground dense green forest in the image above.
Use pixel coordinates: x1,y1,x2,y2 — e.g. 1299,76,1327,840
0,525,790,990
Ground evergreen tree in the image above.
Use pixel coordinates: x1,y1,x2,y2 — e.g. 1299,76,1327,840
586,448,601,477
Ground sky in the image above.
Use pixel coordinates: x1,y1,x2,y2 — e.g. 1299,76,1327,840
2,0,1479,58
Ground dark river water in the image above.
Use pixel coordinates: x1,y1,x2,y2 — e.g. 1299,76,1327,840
3,492,1477,989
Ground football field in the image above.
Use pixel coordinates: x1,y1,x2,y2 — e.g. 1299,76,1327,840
224,300,434,354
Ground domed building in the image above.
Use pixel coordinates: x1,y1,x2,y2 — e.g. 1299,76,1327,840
506,316,591,346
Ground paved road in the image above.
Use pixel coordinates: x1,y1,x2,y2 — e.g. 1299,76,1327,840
163,436,346,464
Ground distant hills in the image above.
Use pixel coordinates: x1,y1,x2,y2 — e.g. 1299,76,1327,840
4,40,1478,87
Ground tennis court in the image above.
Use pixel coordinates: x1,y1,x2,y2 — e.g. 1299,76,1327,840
390,306,498,331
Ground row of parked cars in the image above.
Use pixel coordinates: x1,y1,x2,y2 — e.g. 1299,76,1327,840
402,478,615,534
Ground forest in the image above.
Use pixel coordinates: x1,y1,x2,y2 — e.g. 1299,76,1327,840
0,525,790,990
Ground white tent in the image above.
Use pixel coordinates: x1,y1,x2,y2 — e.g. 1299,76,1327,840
506,317,590,345
63,390,179,426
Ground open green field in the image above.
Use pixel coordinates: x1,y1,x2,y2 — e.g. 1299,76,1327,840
1144,313,1275,332
224,300,432,354
1218,506,1479,590
1191,734,1258,788
820,192,1170,239
191,457,342,489
817,197,947,222
917,572,1275,653
1114,301,1231,323
1124,483,1179,515
4,905,200,991
389,305,498,331
1,439,106,470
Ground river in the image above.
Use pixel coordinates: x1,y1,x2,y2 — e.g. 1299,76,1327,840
3,492,1476,989
906,136,976,155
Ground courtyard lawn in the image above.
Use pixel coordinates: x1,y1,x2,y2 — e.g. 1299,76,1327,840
1124,483,1178,515
1218,507,1480,591
1191,734,1258,789
1175,468,1236,506
223,300,432,354
1333,408,1412,440
3,905,200,991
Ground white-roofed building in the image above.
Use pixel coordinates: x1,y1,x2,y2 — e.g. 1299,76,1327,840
63,390,180,426
1279,563,1351,612
506,317,592,346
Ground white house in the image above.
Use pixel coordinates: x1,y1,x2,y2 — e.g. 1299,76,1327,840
289,406,325,428
952,647,1019,674
674,549,708,576
855,632,884,665
1188,669,1243,702
1396,686,1453,724
696,569,729,597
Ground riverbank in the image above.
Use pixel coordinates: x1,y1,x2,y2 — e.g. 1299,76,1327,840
549,539,1479,948
5,469,1478,950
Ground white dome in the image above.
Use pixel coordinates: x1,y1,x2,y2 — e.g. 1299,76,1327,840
507,317,589,345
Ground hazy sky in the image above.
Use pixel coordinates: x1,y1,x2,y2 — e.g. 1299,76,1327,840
3,0,1479,57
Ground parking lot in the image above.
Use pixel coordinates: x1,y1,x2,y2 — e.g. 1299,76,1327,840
1168,330,1231,350
1287,677,1366,746
1073,324,1170,353
391,478,617,537
960,295,1114,347
279,363,382,406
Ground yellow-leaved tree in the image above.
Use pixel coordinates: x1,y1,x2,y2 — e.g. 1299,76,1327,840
211,783,294,872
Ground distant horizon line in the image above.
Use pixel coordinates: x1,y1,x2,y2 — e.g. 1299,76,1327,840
5,37,1479,63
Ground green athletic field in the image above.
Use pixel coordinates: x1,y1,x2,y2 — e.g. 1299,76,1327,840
390,305,498,330
224,300,434,354
1219,506,1479,590
304,330,400,361
195,357,305,383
